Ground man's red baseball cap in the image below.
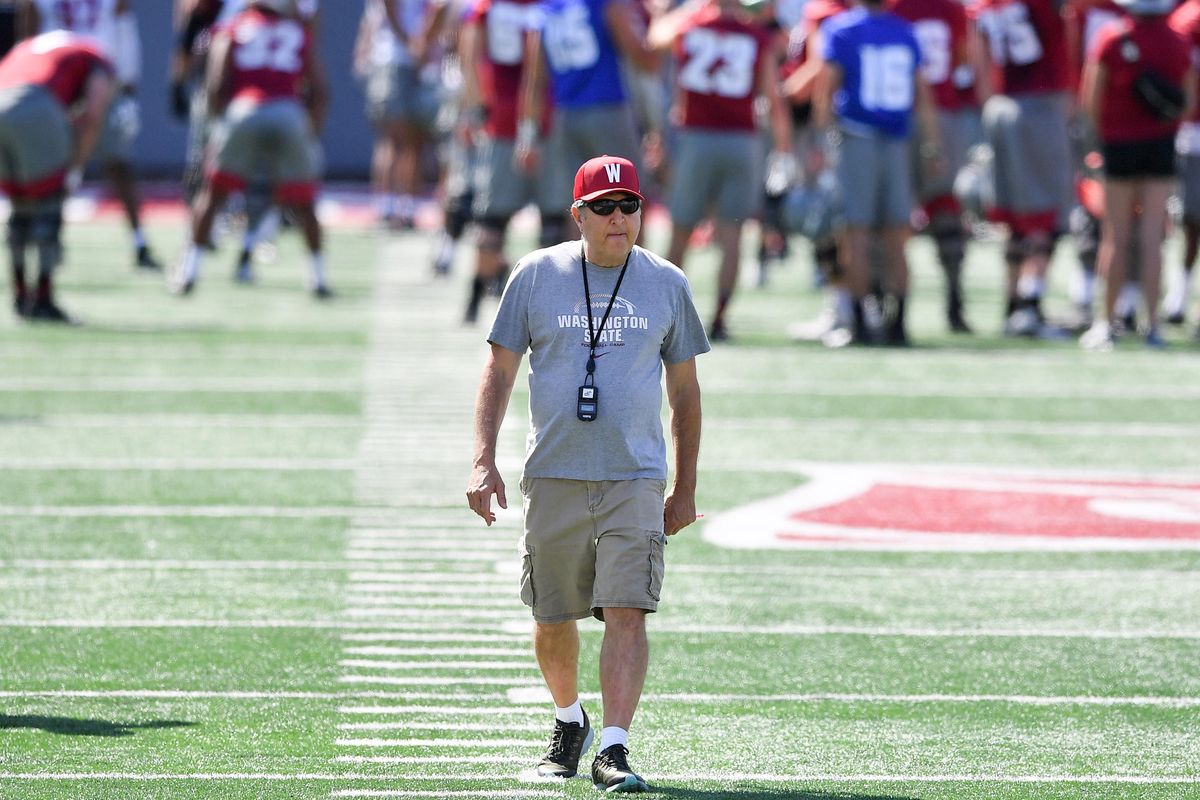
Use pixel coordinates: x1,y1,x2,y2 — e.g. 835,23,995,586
573,155,644,202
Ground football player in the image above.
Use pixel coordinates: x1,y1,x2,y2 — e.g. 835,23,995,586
172,0,332,297
0,31,114,320
17,0,163,271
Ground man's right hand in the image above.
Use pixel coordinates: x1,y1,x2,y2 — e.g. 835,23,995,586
466,462,507,526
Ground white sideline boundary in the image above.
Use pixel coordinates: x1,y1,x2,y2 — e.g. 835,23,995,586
0,772,1195,785
4,690,1196,708
6,619,1200,639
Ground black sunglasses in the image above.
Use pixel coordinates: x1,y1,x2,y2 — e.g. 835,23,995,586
579,197,641,216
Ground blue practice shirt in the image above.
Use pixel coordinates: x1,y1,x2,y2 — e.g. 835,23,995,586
533,0,626,107
822,7,921,138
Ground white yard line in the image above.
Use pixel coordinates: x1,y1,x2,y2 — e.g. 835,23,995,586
339,676,544,687
703,378,1200,400
342,647,529,657
340,633,529,644
338,659,536,672
0,377,357,392
5,619,1200,639
337,722,543,732
334,738,539,749
338,706,545,716
0,505,359,518
0,690,498,701
0,413,359,429
0,772,1193,786
705,417,1200,438
343,597,515,609
0,457,354,470
332,792,557,799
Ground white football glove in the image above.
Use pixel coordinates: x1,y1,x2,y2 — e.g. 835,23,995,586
764,150,798,198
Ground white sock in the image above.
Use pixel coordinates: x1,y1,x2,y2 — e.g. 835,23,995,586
599,726,628,752
1072,269,1096,307
1164,272,1190,315
397,194,415,219
554,699,584,726
179,243,202,282
1017,274,1043,301
132,228,146,249
1116,283,1140,317
254,208,281,245
308,253,327,289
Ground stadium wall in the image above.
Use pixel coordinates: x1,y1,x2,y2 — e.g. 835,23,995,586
135,2,376,181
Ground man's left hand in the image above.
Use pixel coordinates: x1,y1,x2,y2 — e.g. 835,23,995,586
664,489,697,535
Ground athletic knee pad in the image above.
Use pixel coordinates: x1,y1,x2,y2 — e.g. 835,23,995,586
931,221,965,271
1004,238,1025,268
538,212,566,249
444,193,473,240
474,216,508,253
814,237,840,279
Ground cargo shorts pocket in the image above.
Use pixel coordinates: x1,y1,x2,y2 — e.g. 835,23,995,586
519,551,535,608
647,534,665,602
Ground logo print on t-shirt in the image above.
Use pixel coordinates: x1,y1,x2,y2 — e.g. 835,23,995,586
557,294,649,346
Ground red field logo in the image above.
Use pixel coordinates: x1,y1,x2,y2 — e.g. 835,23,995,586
703,464,1200,550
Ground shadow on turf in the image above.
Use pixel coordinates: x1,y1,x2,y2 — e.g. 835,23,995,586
647,788,913,800
0,715,197,737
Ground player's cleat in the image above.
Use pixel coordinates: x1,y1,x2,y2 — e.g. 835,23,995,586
234,251,255,284
170,275,196,296
1004,307,1039,337
1165,309,1186,326
312,283,335,300
591,744,648,793
136,245,164,271
27,297,77,324
1079,320,1114,352
536,710,593,779
1144,327,1167,350
947,297,972,334
13,291,30,320
708,319,729,343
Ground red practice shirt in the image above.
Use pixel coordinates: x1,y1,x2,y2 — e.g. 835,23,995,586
1169,0,1200,123
891,0,973,110
466,0,549,139
221,8,311,104
0,31,110,106
1091,16,1191,143
673,4,772,132
975,0,1070,95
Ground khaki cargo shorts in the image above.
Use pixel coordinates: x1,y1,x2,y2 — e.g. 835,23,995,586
518,477,667,624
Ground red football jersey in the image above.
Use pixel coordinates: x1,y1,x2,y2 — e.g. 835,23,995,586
0,31,111,106
1169,0,1200,122
1091,16,1190,143
221,8,311,103
1063,0,1126,89
891,0,972,110
466,0,547,139
673,5,772,132
975,0,1070,95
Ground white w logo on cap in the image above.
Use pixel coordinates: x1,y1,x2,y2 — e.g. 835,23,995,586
604,163,621,183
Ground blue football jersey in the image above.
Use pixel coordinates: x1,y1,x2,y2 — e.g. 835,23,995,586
533,0,626,107
823,7,921,137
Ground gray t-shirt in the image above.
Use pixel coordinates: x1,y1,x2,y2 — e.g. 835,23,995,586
488,240,710,481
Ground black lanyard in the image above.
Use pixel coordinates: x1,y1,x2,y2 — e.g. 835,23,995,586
580,242,631,385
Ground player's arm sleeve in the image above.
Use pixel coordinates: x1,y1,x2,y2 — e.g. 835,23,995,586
661,273,711,364
113,10,143,87
487,261,536,355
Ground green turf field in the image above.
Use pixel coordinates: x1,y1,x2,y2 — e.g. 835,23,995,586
1,217,1198,799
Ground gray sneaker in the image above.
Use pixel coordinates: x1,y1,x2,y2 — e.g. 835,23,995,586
591,744,648,793
536,709,593,779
